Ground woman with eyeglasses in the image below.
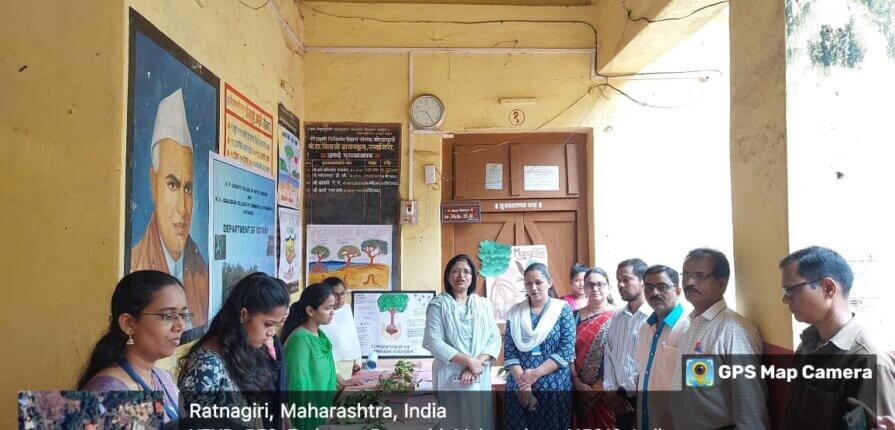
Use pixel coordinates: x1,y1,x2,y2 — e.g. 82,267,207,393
78,270,188,424
319,277,364,388
570,267,616,430
423,254,501,429
178,272,289,392
503,262,576,430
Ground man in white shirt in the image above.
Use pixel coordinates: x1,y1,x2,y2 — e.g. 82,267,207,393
635,265,689,430
670,248,769,430
603,258,651,429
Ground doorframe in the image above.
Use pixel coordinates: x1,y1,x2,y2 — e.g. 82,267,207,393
439,128,595,291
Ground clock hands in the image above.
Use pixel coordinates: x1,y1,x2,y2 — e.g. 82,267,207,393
425,111,435,124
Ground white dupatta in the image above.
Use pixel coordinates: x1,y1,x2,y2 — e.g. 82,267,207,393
506,297,566,352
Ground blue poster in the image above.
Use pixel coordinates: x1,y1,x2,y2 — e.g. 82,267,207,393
125,10,219,341
209,154,277,317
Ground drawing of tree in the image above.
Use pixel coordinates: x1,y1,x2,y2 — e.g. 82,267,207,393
338,245,361,268
360,239,389,267
377,293,409,335
310,245,330,272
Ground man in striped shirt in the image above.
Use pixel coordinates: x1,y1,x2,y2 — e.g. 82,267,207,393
670,248,769,430
603,258,651,430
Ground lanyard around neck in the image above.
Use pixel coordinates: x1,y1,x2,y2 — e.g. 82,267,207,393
116,358,179,421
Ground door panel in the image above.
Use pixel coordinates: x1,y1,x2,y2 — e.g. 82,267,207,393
447,213,522,296
522,211,578,297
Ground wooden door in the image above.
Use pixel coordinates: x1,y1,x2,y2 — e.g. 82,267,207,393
441,132,590,296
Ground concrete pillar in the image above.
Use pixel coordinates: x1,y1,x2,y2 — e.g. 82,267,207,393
729,0,793,352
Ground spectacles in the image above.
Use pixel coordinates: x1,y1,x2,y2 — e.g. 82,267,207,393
450,269,473,276
681,272,713,282
781,278,821,299
141,311,193,325
585,281,609,289
644,283,674,293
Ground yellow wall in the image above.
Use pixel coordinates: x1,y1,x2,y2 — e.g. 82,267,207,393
303,3,734,301
1,0,750,426
0,1,127,425
0,0,304,425
729,0,793,349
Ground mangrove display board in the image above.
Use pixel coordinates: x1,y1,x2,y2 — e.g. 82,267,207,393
351,291,435,358
304,123,402,288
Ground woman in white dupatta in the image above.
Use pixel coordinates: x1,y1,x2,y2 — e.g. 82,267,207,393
503,262,576,430
423,254,501,430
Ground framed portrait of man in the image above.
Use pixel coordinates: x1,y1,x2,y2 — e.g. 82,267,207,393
124,9,219,342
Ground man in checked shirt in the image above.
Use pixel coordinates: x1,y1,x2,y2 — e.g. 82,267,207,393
669,248,770,430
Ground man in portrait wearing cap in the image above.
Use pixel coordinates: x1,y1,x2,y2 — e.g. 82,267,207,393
131,89,209,328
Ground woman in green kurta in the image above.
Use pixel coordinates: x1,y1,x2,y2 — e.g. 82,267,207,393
282,283,337,430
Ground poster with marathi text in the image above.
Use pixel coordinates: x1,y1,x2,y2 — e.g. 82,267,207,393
224,84,274,175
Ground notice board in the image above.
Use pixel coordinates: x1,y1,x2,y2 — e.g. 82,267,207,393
304,123,401,288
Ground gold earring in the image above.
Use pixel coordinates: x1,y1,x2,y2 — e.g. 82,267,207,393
126,334,134,346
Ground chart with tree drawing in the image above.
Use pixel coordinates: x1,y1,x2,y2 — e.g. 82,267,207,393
306,224,393,290
352,291,434,358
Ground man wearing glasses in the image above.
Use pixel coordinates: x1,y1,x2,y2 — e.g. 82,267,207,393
634,265,689,430
780,246,895,429
670,248,769,430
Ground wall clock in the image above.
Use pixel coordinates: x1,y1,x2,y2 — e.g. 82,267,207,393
409,94,445,130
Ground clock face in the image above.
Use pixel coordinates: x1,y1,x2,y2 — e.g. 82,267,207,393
410,95,444,129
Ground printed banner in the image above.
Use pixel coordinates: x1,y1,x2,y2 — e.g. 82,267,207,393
277,206,301,291
306,224,393,290
209,154,276,317
276,104,301,209
223,84,274,175
124,9,218,342
352,291,435,358
483,244,549,321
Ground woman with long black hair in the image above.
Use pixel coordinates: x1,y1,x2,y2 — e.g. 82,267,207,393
281,283,338,430
78,270,188,425
178,272,289,392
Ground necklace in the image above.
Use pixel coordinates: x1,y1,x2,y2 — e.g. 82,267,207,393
579,307,607,321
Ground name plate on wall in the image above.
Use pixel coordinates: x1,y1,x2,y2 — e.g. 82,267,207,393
441,201,482,223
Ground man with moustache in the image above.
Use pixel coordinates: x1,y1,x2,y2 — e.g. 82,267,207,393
780,246,895,430
603,258,651,429
634,265,689,430
670,248,769,430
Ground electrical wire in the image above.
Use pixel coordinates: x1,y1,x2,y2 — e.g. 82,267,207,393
299,1,726,184
238,0,271,11
301,1,727,107
622,0,729,24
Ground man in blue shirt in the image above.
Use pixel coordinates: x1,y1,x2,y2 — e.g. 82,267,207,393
635,265,689,430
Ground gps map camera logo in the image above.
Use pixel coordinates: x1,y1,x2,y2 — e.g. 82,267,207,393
686,357,715,387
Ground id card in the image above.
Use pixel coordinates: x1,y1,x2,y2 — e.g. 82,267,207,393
844,405,868,430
